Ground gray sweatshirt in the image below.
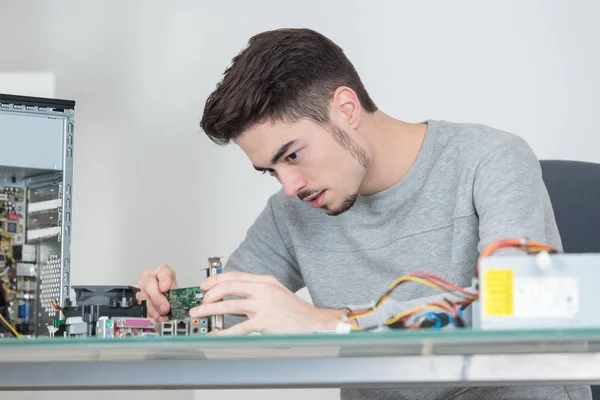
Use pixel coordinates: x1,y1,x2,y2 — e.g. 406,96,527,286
224,119,591,400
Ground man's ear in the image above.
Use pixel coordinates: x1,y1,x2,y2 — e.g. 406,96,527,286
331,86,362,129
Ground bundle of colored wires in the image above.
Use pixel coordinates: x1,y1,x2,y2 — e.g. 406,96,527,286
476,238,559,276
345,238,558,332
384,298,468,330
346,271,478,326
49,296,64,318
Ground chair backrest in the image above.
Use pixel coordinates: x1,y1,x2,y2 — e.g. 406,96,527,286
539,159,600,400
539,160,600,253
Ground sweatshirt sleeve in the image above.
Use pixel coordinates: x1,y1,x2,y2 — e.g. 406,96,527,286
352,135,560,329
221,194,305,328
472,136,562,251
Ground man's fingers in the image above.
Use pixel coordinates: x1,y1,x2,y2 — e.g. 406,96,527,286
136,291,167,321
201,271,280,291
202,281,263,304
140,270,170,315
189,299,253,318
207,320,258,336
156,264,177,292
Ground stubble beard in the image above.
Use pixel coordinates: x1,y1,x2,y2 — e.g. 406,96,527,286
321,123,370,216
322,192,358,216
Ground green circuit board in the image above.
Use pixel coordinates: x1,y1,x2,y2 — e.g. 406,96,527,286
166,287,204,319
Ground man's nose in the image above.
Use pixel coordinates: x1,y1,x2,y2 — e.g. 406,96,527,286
279,171,305,198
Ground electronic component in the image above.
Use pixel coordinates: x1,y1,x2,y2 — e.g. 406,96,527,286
56,285,148,337
166,287,205,320
70,285,140,307
189,316,210,335
52,257,223,339
0,93,75,339
207,257,224,331
342,239,592,334
16,263,36,277
165,287,210,335
473,251,600,330
92,316,211,338
96,317,158,338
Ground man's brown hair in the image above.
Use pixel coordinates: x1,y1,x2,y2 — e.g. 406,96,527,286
200,28,377,145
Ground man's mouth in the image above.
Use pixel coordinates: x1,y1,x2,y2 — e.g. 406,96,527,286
307,190,326,208
303,191,323,202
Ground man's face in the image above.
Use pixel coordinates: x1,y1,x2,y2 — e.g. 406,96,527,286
236,118,370,216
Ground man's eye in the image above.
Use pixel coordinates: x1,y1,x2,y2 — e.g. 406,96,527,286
286,151,300,162
262,169,276,176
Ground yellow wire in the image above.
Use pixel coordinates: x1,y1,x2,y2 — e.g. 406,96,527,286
380,276,454,304
384,304,447,326
351,304,449,331
0,314,21,338
347,275,469,321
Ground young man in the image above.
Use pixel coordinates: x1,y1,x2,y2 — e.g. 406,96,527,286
135,28,591,399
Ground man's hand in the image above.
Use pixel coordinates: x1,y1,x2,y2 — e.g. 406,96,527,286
134,264,179,322
189,271,348,335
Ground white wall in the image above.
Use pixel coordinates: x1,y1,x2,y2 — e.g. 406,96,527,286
1,1,599,399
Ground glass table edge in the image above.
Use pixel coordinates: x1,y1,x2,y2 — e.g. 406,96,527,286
1,328,600,349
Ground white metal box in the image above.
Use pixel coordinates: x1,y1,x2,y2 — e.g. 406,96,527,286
0,93,75,337
473,253,600,330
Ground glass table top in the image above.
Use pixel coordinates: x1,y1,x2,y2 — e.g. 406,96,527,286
1,327,599,362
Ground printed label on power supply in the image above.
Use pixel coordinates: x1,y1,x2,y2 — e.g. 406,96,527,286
483,269,514,317
513,277,579,318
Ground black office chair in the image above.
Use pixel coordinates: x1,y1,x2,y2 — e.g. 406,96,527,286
540,160,600,253
540,159,600,399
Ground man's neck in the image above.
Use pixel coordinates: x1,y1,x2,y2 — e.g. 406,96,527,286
358,111,427,195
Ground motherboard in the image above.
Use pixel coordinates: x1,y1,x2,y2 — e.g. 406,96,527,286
50,257,224,339
0,185,37,337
